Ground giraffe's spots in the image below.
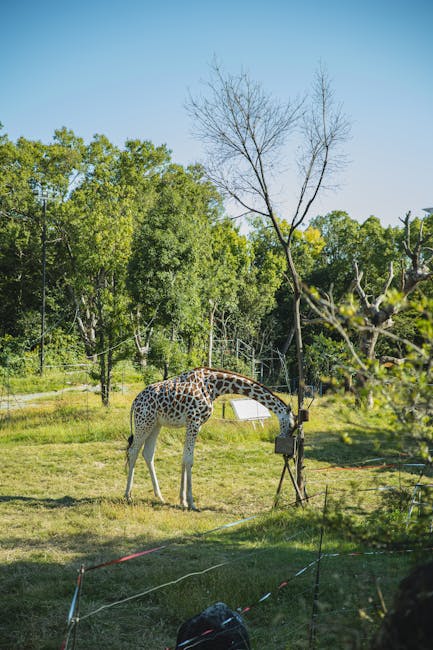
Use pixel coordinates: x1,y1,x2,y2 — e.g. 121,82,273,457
128,367,289,508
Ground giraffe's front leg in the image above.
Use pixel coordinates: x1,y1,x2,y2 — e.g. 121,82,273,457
180,459,198,510
180,463,188,509
180,424,200,511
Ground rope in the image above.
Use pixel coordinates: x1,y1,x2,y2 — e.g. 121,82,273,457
85,544,168,572
163,544,433,650
79,561,230,621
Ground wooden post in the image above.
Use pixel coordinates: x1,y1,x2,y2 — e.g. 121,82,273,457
274,436,305,507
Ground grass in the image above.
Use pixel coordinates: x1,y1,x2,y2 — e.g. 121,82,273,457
0,379,432,649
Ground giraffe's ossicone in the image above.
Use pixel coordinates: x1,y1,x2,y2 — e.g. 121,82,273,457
125,367,295,510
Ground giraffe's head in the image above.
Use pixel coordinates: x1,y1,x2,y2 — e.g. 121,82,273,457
279,406,296,436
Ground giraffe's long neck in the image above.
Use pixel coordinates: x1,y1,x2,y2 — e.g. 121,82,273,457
203,368,288,417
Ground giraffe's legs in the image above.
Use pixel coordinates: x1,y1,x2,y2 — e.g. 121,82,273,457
142,424,164,503
180,423,200,510
125,437,142,501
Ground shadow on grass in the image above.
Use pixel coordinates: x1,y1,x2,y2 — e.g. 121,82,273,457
306,426,405,466
0,508,321,649
1,501,421,650
0,492,236,518
0,494,98,508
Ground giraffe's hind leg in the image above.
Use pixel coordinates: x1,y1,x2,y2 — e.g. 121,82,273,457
142,424,164,503
125,436,142,501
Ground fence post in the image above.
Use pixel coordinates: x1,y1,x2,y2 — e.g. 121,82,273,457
309,486,328,649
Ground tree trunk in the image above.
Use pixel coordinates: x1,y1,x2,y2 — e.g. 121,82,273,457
133,327,152,370
208,302,216,367
286,246,307,503
99,347,113,407
96,286,111,407
280,324,295,356
293,286,306,502
355,329,379,409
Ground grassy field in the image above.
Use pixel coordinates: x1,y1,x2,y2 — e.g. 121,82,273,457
1,374,432,649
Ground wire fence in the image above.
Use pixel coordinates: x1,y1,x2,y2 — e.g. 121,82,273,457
60,470,433,650
0,361,132,424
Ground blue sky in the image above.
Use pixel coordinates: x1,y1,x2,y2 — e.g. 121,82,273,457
1,0,432,226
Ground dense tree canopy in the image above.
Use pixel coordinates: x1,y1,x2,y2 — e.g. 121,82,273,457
0,124,431,406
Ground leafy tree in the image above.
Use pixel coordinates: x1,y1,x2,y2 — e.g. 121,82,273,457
304,332,349,387
310,211,400,298
57,135,137,404
205,219,251,365
309,211,360,295
0,126,84,351
306,213,433,410
248,217,326,363
381,296,433,458
128,163,220,373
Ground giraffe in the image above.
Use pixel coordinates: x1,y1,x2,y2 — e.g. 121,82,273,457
125,367,295,510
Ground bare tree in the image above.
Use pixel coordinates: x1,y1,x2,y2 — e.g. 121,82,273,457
188,63,349,500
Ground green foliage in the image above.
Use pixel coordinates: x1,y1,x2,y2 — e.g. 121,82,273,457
304,332,349,385
128,163,218,341
0,127,86,340
376,299,433,456
147,328,202,376
42,329,85,367
310,211,399,298
1,124,432,413
324,287,433,456
247,215,328,351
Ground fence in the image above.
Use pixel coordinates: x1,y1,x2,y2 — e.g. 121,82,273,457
60,461,433,650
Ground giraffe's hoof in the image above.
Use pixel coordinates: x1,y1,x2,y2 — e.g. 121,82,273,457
188,504,200,512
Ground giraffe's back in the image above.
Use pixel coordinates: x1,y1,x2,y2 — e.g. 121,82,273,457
133,375,213,430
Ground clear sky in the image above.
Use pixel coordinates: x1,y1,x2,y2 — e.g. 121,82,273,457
1,0,432,227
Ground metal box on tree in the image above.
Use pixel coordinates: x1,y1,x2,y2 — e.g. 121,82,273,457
274,435,296,457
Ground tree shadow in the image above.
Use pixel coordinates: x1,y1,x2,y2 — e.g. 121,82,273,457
0,508,322,649
0,494,97,508
1,496,418,650
305,426,405,466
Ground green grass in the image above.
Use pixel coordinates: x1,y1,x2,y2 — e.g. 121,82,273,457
0,385,432,649
0,360,142,396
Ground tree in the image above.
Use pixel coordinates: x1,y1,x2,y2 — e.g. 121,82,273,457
305,212,433,409
0,126,85,356
188,63,349,500
248,216,326,360
204,219,252,366
128,163,220,373
352,213,433,405
310,211,399,298
58,135,138,405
